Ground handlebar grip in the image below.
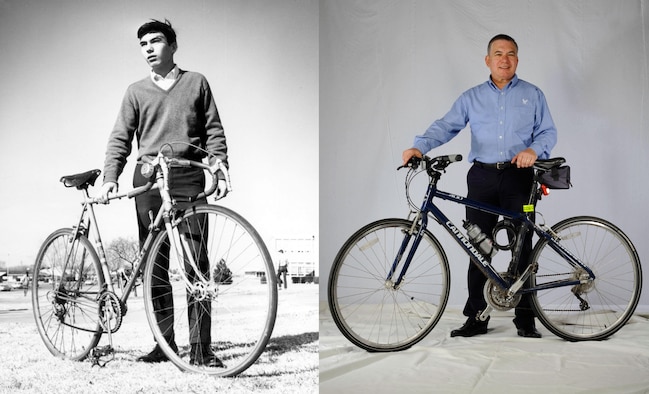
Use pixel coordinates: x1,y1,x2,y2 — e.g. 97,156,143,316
445,154,463,163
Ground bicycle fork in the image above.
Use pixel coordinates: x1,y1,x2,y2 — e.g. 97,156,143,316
164,215,214,301
386,214,426,290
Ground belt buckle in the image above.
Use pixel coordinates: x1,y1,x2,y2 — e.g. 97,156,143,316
496,162,507,170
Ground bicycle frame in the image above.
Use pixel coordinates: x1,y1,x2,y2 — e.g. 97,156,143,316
34,145,281,374
62,154,227,315
388,166,596,298
67,180,167,309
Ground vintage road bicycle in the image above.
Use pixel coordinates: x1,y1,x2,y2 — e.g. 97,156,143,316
32,143,278,376
328,154,642,352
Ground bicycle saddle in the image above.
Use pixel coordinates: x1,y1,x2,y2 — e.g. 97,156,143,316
534,157,566,170
60,169,101,190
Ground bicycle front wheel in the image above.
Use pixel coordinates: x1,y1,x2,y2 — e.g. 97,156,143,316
32,228,104,360
328,218,450,352
143,204,277,376
530,216,642,341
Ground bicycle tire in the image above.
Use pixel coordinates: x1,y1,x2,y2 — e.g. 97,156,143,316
142,204,278,376
328,218,450,352
530,216,642,341
32,228,104,360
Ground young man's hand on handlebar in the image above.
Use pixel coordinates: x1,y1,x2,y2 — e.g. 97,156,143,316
99,182,118,204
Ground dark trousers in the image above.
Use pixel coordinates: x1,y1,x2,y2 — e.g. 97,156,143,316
134,164,211,345
464,164,536,324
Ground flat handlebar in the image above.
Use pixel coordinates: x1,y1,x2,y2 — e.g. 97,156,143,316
399,154,463,173
400,154,565,175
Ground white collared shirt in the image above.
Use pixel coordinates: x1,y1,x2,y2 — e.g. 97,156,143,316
150,65,179,91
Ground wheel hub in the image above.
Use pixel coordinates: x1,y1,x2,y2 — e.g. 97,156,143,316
571,267,595,293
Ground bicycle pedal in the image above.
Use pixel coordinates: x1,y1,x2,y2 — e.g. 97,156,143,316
90,345,115,368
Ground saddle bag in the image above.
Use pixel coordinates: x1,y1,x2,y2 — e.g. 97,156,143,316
538,166,571,189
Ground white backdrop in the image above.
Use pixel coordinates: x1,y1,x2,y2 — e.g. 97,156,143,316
320,0,649,311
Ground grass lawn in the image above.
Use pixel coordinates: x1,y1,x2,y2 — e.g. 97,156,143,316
0,284,318,393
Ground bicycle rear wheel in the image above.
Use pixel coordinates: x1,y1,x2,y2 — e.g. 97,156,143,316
530,216,642,341
328,218,450,352
143,204,277,376
32,228,104,360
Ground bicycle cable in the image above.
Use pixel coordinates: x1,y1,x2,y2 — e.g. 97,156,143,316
404,166,426,213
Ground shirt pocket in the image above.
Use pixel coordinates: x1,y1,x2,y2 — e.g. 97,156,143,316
510,105,536,141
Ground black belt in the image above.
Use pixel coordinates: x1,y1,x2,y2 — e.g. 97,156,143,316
473,161,513,170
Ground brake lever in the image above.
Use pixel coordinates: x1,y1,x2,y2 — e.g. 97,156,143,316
397,157,422,171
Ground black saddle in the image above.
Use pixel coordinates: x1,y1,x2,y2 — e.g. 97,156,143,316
60,169,101,190
534,157,566,171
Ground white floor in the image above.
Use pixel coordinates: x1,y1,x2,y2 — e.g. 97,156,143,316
320,303,649,394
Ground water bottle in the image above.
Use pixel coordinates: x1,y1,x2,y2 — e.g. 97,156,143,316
463,221,497,257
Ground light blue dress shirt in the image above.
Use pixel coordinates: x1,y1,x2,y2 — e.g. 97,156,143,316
413,75,557,163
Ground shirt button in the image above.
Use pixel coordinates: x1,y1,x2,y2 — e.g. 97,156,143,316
499,121,503,125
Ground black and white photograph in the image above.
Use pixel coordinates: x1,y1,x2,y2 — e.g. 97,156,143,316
0,0,318,392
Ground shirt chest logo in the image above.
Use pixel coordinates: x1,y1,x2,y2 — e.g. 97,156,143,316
522,99,529,105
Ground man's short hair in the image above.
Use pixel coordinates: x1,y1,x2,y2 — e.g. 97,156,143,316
487,34,518,54
137,19,177,45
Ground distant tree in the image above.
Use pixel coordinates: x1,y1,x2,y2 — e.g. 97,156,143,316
213,259,233,284
106,237,139,273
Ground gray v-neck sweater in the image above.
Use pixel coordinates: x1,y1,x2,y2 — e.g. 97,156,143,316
103,70,227,184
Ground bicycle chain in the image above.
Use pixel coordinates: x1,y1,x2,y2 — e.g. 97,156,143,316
535,273,590,312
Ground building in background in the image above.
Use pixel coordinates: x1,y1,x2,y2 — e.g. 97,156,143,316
274,236,318,284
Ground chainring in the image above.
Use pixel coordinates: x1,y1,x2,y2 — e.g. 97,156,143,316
483,274,522,311
97,291,124,333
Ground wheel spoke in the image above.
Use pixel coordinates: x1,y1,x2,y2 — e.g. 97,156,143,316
531,217,642,340
143,205,277,376
328,219,450,351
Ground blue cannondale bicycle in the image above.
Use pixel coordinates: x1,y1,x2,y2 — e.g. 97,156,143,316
328,154,642,351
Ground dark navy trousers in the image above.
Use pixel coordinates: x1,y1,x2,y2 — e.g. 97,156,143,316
464,164,536,324
133,164,210,345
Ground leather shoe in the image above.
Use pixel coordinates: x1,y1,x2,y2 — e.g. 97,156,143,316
517,326,542,338
450,316,489,337
137,342,178,363
190,343,226,368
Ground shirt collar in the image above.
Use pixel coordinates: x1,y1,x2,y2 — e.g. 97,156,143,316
151,65,179,82
487,74,519,91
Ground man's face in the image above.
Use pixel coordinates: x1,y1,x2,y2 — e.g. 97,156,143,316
485,39,518,85
139,32,176,73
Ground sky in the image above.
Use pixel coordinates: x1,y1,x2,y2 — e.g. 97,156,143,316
0,0,318,269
